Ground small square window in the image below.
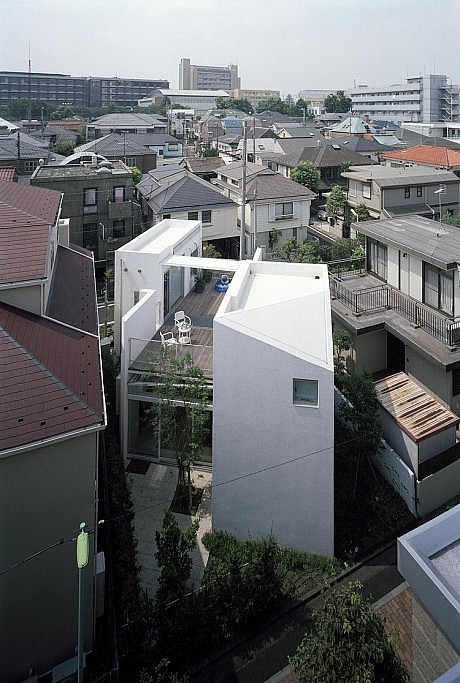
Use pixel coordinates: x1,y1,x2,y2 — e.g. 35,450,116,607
293,379,318,407
202,210,211,224
188,211,199,221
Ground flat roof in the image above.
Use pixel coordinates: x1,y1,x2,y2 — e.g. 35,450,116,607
374,372,458,443
118,219,200,255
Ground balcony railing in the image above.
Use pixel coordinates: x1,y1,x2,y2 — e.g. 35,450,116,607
129,338,213,379
328,259,460,347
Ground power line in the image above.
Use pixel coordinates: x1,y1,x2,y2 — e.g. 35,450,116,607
0,428,376,576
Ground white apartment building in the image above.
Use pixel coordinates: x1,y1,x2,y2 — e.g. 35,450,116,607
179,58,240,91
350,75,459,125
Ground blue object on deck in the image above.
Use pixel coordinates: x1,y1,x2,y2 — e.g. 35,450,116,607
215,274,231,292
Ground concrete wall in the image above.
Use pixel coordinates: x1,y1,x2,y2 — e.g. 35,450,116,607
0,431,99,681
0,283,42,316
212,321,334,556
416,458,460,517
405,349,452,409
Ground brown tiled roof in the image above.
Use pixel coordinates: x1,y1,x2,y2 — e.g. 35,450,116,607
381,145,460,168
0,302,104,451
0,167,16,182
47,245,98,334
0,180,62,284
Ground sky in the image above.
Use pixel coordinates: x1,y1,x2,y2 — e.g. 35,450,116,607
1,0,459,98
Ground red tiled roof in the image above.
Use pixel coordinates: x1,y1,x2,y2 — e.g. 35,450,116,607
381,145,460,167
0,179,62,284
0,167,16,182
0,303,104,451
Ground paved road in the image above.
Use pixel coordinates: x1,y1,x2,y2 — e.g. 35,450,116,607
191,543,403,683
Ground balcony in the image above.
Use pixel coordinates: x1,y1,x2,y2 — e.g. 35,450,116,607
328,258,460,348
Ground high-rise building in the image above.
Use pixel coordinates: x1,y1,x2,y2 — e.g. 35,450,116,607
179,58,240,91
0,71,169,109
350,75,459,125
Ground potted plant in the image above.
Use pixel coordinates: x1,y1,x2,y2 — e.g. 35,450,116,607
194,273,205,293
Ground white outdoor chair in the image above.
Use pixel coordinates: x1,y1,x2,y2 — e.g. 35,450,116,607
160,331,176,346
174,311,191,329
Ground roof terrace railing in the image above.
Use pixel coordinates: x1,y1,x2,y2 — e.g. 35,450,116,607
328,260,460,348
128,337,213,378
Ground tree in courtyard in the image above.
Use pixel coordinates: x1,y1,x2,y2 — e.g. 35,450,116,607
324,90,352,113
332,329,352,389
339,369,382,494
326,185,346,219
130,166,142,184
290,580,408,682
272,237,321,263
145,348,210,508
290,161,321,193
442,212,460,228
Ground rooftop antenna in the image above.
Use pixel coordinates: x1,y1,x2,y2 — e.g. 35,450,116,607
27,42,32,132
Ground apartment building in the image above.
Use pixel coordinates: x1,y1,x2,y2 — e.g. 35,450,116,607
350,75,460,125
179,58,240,91
0,71,169,109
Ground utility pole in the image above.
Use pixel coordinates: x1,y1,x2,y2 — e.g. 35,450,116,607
76,522,89,683
240,120,247,260
27,43,32,132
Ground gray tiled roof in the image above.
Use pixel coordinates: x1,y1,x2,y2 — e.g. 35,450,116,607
125,132,181,146
90,112,167,126
75,133,153,156
141,172,236,214
246,173,316,201
267,143,376,169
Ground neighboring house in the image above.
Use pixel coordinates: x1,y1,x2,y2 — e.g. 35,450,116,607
200,115,225,146
261,142,376,198
342,165,460,220
185,155,225,183
47,115,87,132
381,145,460,177
29,124,78,148
86,112,167,140
212,160,316,257
0,132,63,176
398,505,460,682
124,132,183,162
329,214,460,411
0,180,105,681
74,132,157,173
327,116,378,139
31,160,142,269
0,166,17,182
136,165,238,256
216,134,241,156
327,135,395,162
114,219,334,556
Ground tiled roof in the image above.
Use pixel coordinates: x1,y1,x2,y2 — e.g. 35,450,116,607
46,245,98,334
125,133,180,146
148,175,236,214
0,167,16,182
0,180,61,284
90,112,166,126
0,302,104,451
0,137,49,160
246,173,316,201
75,133,154,157
381,145,460,167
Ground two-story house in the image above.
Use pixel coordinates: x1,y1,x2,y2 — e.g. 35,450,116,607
0,180,105,681
136,165,239,257
212,161,316,257
380,144,460,177
74,133,157,174
342,165,460,220
114,219,334,556
30,159,142,270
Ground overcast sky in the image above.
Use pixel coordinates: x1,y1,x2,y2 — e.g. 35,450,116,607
1,0,459,97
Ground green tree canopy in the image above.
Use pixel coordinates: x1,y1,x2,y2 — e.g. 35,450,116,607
442,212,460,228
130,166,142,184
272,237,321,263
215,96,252,114
290,161,321,192
324,90,352,113
290,581,408,682
354,202,372,222
326,185,346,218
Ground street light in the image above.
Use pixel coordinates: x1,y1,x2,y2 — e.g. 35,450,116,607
434,184,446,224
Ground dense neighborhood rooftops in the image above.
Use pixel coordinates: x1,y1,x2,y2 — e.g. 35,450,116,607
381,145,460,168
0,301,104,451
374,372,459,443
216,160,316,199
329,117,378,134
265,143,376,170
88,112,167,127
75,133,156,157
356,215,460,270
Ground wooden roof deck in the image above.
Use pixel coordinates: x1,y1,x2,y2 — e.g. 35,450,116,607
129,277,228,381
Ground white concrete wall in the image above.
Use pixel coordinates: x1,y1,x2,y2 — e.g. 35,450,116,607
0,283,42,316
418,427,457,463
212,322,334,556
387,245,399,288
416,459,460,517
161,205,238,241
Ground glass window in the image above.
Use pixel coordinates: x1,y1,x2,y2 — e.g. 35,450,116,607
293,379,319,407
423,263,453,315
275,202,294,220
404,187,411,198
368,238,387,280
188,211,199,221
416,186,422,198
113,186,125,203
112,220,125,238
202,210,211,224
125,157,136,167
362,183,371,199
83,187,97,214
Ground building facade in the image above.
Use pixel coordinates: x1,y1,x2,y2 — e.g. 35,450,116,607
0,71,169,109
350,75,460,125
179,58,240,91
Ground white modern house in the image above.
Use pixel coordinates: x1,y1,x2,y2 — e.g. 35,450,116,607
114,219,335,555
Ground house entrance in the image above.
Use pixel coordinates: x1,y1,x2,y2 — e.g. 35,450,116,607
387,332,405,374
